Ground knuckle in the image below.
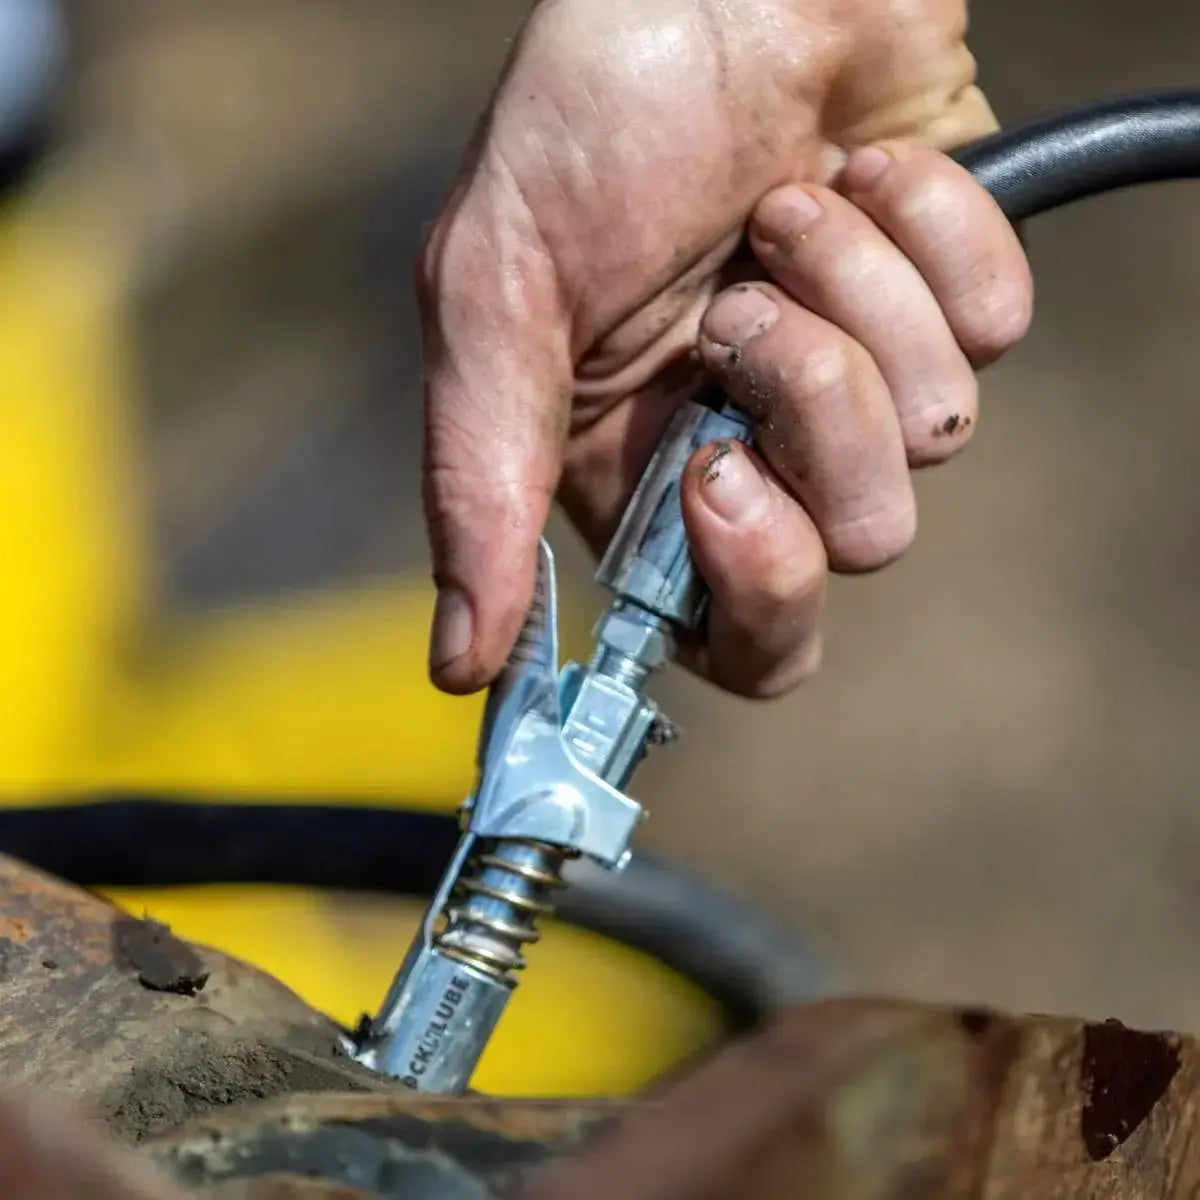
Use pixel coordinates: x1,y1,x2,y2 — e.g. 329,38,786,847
877,153,1034,365
787,340,856,406
889,158,964,227
743,675,800,702
955,277,1034,364
756,555,824,621
414,210,492,319
827,501,917,573
745,637,824,701
414,219,445,307
826,239,893,293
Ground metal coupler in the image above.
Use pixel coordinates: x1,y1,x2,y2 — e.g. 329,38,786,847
352,397,751,1092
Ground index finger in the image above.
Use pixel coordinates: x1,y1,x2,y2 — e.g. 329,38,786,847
419,167,574,694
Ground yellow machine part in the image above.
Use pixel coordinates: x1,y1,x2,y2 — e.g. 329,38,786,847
0,172,726,1095
100,884,723,1096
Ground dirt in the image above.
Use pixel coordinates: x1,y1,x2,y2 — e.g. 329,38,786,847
104,1033,371,1144
931,413,970,439
700,440,735,482
113,916,209,996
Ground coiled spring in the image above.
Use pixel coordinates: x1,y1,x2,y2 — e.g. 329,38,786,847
434,838,570,980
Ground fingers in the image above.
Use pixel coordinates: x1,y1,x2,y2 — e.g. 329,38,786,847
836,143,1032,368
681,148,1030,696
744,147,1027,470
419,173,575,694
698,283,916,574
679,440,826,699
747,147,1030,467
749,180,976,466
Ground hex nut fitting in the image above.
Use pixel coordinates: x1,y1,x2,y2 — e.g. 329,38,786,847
595,608,670,671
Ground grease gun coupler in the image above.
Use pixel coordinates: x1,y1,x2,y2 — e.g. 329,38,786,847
353,395,751,1093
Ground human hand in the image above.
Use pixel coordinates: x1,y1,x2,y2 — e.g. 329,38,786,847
419,0,1032,698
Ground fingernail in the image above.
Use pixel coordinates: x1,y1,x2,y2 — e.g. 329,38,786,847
430,586,474,671
697,441,770,523
840,145,892,191
758,184,824,235
701,286,779,352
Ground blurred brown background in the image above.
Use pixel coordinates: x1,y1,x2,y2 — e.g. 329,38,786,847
52,1,1200,1031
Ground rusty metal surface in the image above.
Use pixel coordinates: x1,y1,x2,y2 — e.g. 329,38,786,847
528,999,1200,1200
0,852,393,1142
138,1000,1200,1198
145,1093,627,1198
0,852,635,1195
7,851,1200,1197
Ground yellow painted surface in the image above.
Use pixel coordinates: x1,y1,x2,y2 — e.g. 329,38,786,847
102,884,726,1096
0,169,480,804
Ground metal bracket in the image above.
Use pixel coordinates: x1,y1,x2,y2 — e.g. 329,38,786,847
463,540,643,870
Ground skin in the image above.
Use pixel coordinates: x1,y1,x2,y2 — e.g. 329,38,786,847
0,1089,181,1200
421,0,1033,699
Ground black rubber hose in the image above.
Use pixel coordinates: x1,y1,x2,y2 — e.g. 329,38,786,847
0,798,829,1027
558,854,831,1025
953,90,1200,219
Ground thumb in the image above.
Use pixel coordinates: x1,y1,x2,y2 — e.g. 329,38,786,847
418,168,573,695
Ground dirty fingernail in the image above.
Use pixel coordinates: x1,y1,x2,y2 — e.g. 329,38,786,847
701,287,779,354
698,441,770,524
840,145,892,191
430,586,474,671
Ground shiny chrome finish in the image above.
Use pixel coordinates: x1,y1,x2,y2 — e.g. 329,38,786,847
596,400,752,632
357,398,749,1093
438,839,569,976
355,943,510,1091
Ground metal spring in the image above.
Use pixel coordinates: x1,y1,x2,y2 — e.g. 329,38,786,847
435,840,569,980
